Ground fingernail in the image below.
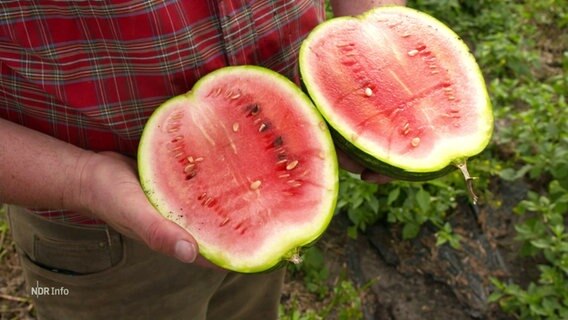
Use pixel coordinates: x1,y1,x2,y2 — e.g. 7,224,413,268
175,240,197,263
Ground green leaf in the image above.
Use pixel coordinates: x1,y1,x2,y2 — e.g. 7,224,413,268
347,225,358,239
303,247,325,270
387,188,400,205
416,188,431,213
531,239,551,249
402,222,421,240
367,195,380,213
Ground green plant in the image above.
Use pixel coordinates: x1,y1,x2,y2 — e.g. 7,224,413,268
281,246,370,320
489,182,568,319
335,171,382,239
0,205,10,263
290,247,330,298
470,1,568,316
337,168,468,246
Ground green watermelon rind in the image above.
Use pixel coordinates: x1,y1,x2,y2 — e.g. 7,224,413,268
299,6,494,179
138,66,339,273
330,126,456,181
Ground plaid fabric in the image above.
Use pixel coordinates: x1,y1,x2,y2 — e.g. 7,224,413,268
0,0,325,226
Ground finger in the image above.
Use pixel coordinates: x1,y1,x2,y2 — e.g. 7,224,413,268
141,216,199,263
336,148,394,184
86,152,218,267
125,191,225,268
336,148,365,174
361,169,393,184
136,210,223,269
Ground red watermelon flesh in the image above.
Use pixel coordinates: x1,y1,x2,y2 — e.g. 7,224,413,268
300,7,493,175
138,66,338,273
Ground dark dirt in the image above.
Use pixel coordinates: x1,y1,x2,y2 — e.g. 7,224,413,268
282,178,538,320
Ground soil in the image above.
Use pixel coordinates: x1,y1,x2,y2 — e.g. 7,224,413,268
282,178,538,320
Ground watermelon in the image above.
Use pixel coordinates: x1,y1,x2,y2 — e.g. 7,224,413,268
138,66,338,273
299,6,494,183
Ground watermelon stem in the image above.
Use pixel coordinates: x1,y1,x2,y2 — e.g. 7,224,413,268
288,252,303,265
454,161,479,205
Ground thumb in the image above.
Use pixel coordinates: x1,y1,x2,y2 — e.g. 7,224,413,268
83,151,204,265
133,212,218,268
140,216,199,263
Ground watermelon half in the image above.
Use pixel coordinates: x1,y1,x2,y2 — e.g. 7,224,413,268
299,6,494,181
138,66,338,273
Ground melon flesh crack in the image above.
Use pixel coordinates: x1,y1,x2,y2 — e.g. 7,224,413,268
387,69,413,95
351,82,454,136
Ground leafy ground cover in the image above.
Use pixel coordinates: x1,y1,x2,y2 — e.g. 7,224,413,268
1,1,567,319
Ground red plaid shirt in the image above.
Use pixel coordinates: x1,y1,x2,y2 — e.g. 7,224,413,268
0,0,325,225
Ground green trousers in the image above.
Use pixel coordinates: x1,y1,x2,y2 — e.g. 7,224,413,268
7,206,285,320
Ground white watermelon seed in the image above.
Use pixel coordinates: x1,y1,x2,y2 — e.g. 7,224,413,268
286,160,299,170
230,89,242,99
402,122,410,135
167,125,180,133
171,111,184,120
167,142,181,149
184,163,195,174
232,122,239,132
171,135,183,143
407,49,419,57
288,180,302,188
259,123,267,132
364,87,373,97
250,180,262,190
411,137,421,147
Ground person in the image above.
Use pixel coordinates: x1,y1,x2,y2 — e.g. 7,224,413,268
0,0,404,319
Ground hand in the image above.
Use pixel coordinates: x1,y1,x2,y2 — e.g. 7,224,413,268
75,151,215,268
336,148,393,184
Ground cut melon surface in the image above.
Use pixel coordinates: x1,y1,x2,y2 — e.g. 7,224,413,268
300,6,493,175
138,66,338,273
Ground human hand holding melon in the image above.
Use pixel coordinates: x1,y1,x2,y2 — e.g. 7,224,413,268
76,151,215,267
336,148,393,184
